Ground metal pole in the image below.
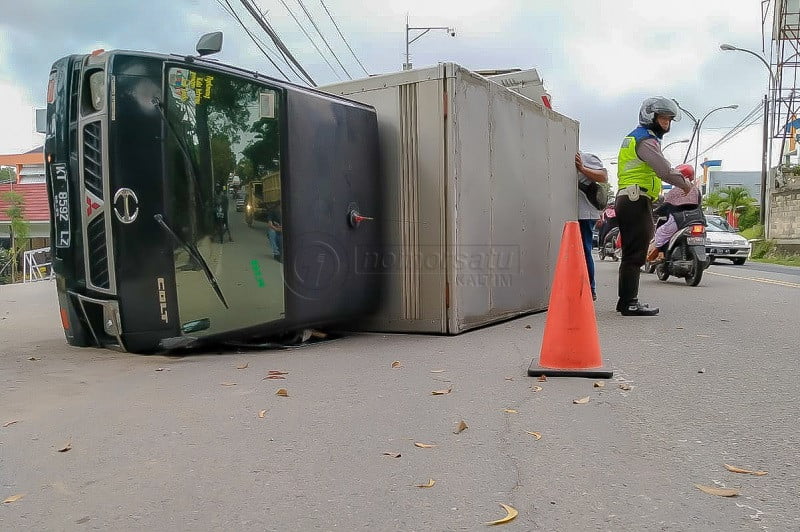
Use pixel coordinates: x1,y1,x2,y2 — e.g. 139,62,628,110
404,16,410,70
760,94,768,225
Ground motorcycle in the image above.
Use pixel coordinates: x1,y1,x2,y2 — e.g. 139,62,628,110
598,226,622,261
647,222,709,286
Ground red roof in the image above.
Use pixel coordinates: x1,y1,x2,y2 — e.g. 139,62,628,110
0,183,50,223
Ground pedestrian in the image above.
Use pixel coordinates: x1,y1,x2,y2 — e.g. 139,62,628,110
575,151,608,301
615,97,692,316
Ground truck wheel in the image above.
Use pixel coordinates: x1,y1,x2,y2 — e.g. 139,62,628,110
732,258,746,266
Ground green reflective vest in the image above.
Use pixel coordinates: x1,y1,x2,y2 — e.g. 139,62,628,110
617,126,661,201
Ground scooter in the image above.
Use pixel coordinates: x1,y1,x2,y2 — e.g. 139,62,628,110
598,226,622,262
648,223,709,286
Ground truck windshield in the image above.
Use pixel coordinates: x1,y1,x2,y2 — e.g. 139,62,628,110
164,66,284,336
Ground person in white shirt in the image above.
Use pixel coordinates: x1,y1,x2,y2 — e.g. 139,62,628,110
575,151,608,301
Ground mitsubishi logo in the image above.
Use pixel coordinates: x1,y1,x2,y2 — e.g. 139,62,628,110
86,196,100,216
113,188,139,224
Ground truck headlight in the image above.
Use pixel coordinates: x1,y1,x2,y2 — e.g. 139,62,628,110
89,71,105,111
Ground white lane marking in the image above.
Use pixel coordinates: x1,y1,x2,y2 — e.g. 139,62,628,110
707,270,800,289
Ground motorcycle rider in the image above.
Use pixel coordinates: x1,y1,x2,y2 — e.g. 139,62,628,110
615,97,692,316
596,197,618,249
647,164,702,262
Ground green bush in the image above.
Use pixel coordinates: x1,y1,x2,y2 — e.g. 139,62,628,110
736,206,760,231
750,239,774,259
739,224,764,240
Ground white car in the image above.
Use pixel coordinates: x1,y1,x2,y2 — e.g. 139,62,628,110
705,215,751,265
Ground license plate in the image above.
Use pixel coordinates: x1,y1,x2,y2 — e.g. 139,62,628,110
52,163,71,248
687,237,705,245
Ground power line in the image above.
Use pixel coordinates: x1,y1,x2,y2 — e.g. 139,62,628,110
295,0,352,79
278,0,342,80
239,0,318,86
696,102,764,158
319,0,369,76
217,0,300,84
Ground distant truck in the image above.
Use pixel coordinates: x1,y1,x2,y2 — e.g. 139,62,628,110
244,171,280,227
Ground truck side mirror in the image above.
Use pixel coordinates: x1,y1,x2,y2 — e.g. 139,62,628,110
35,108,47,134
196,32,223,57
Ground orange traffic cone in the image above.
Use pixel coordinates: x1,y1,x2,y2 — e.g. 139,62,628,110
528,221,612,378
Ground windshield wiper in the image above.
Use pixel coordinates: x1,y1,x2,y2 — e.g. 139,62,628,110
154,214,229,310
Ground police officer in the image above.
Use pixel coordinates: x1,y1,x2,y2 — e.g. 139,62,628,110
615,97,692,316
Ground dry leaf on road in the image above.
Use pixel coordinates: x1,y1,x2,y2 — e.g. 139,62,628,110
58,442,72,453
268,370,288,375
275,389,289,397
619,383,631,391
524,325,532,329
155,368,165,372
414,442,436,448
263,375,286,380
236,363,249,370
503,409,518,414
220,382,237,386
531,386,543,392
573,396,590,404
537,375,547,382
3,420,19,428
391,361,402,368
383,452,401,458
3,494,24,503
695,484,739,497
454,420,468,434
258,410,267,419
593,381,605,388
430,369,445,373
486,503,518,525
431,388,452,395
526,431,542,440
28,357,39,361
416,479,435,488
724,464,768,476
504,377,514,381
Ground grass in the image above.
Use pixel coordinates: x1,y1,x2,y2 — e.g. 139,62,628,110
752,255,800,267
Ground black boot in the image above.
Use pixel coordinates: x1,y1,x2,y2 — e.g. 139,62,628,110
616,299,659,316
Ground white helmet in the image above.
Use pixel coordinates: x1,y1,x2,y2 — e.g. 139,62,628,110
639,97,681,127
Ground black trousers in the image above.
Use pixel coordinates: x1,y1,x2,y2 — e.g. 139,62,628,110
615,193,654,304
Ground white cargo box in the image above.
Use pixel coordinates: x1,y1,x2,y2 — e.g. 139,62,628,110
322,63,579,333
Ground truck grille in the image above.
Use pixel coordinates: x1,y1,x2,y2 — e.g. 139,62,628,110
87,214,110,289
83,121,103,199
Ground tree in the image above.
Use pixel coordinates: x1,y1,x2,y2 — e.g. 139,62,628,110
211,134,236,186
702,191,725,212
716,186,756,215
1,191,30,282
0,167,15,184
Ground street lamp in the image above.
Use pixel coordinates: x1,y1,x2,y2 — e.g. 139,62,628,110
693,104,739,172
663,139,691,151
720,43,775,226
404,15,455,70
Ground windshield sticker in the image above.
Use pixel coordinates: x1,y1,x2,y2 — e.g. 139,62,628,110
260,91,276,119
168,69,214,104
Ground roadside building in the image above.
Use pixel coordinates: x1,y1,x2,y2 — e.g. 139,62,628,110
0,146,50,251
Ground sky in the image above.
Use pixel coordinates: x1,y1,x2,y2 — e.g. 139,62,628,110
0,0,780,180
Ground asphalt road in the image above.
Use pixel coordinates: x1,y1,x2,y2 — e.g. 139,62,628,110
1,258,799,531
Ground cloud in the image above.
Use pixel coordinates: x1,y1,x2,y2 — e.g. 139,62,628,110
0,0,779,172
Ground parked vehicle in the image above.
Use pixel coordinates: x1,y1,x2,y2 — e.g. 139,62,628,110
704,214,751,265
650,223,709,286
234,190,246,212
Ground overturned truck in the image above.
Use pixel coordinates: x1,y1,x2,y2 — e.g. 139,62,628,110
44,35,579,353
